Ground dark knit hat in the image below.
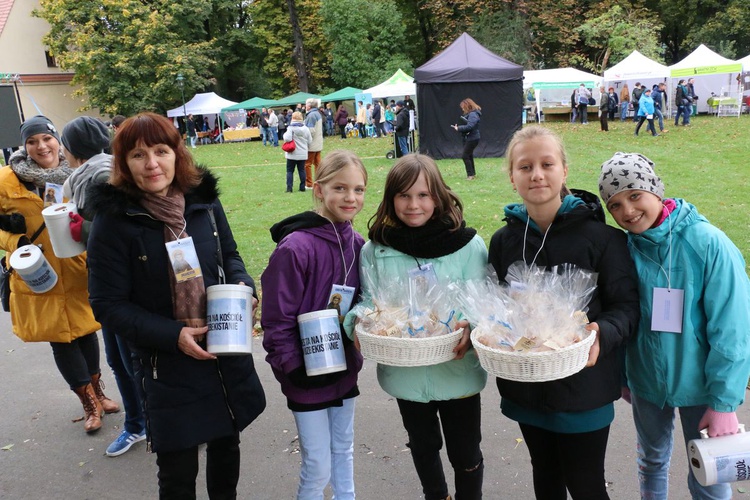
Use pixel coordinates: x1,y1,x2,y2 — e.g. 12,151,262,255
395,100,405,107
599,152,665,204
61,116,111,160
20,115,60,145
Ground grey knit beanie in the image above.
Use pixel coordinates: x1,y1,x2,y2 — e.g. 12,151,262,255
61,116,111,160
20,115,60,145
599,152,664,204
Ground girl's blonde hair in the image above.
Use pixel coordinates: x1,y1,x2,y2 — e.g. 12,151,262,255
313,150,368,207
504,126,570,198
368,153,464,245
291,111,304,122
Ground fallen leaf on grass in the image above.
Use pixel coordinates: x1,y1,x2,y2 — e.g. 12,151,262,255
514,438,523,449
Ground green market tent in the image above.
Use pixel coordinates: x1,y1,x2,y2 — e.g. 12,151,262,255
221,96,275,112
320,87,362,102
270,91,322,108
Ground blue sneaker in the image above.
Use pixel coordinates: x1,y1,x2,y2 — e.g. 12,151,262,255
105,429,146,457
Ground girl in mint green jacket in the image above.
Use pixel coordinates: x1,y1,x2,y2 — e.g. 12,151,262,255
344,153,486,500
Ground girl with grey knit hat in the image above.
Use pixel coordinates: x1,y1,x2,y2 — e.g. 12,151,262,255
599,152,750,499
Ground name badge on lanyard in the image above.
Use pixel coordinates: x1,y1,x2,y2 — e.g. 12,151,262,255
651,287,684,333
44,182,63,207
327,284,355,323
165,237,203,283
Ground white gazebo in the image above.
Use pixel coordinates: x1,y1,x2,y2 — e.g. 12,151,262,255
669,45,743,115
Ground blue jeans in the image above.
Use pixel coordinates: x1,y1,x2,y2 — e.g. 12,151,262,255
631,394,731,500
621,102,629,121
292,398,356,500
102,328,145,434
397,135,409,157
654,108,664,131
260,126,268,145
571,107,578,123
269,126,278,146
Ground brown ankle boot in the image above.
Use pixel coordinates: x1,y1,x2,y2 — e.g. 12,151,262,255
91,373,120,414
73,384,103,433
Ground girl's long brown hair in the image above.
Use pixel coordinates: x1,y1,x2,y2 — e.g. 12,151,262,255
368,153,464,245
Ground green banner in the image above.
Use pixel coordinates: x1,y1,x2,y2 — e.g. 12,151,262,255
532,81,595,89
670,64,742,77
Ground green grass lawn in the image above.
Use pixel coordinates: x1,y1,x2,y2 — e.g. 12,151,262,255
193,115,750,281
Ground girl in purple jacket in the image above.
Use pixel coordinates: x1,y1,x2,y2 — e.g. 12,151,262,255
261,150,368,500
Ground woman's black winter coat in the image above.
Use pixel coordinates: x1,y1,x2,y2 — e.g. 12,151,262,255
86,170,265,453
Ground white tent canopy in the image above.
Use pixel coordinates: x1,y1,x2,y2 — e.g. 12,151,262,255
737,54,750,71
523,67,601,89
604,50,669,82
669,44,741,77
362,69,416,99
166,92,238,117
669,44,742,113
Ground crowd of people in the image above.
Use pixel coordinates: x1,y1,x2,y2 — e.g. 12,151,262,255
1,103,748,500
565,79,703,136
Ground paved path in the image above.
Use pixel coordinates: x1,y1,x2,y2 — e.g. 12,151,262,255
1,315,748,499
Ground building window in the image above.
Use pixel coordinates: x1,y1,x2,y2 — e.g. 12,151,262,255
45,51,57,68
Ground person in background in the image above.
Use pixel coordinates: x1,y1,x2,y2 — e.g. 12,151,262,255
325,103,335,137
651,83,667,134
606,88,618,121
452,98,482,180
619,85,630,122
574,84,591,124
61,116,146,456
635,88,659,137
86,112,266,498
282,112,312,193
384,103,395,135
0,115,115,434
259,108,270,146
186,114,197,149
394,100,410,157
268,109,279,147
356,101,367,139
631,83,643,122
371,100,383,138
111,115,126,134
335,104,349,139
675,79,691,127
598,85,609,132
304,98,324,190
599,152,750,500
278,109,289,140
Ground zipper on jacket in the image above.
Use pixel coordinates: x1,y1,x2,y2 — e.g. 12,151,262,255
140,356,153,453
214,360,236,422
151,352,158,380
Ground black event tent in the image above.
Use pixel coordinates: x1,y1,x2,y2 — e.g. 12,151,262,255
414,33,523,160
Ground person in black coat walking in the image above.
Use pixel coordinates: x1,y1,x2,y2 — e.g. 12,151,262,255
452,98,482,179
488,126,639,500
86,112,265,499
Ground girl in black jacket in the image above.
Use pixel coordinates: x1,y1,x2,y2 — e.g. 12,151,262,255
488,126,639,500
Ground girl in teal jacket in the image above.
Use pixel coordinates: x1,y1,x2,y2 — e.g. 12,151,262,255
599,152,750,500
344,153,487,500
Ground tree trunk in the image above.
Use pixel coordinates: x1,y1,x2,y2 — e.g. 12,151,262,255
600,46,611,74
286,0,309,92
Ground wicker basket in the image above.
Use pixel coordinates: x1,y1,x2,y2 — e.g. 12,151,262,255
355,324,463,367
470,327,596,382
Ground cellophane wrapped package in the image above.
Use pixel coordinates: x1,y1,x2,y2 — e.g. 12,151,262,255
459,262,598,352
